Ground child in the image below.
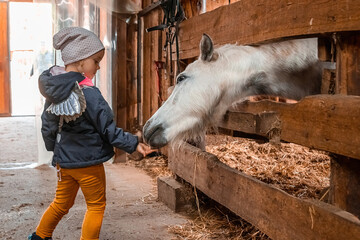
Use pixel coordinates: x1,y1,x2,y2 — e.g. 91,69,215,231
29,27,154,240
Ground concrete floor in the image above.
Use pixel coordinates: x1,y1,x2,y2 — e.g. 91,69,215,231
0,116,186,239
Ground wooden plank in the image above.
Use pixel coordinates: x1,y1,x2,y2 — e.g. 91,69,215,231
183,0,203,18
177,0,360,59
206,0,229,12
141,6,164,119
116,18,127,125
225,95,360,160
113,15,130,163
138,16,144,125
336,33,360,95
0,2,11,116
126,18,138,130
330,33,360,215
318,37,333,62
169,143,360,240
220,111,280,143
150,10,162,116
142,8,152,123
329,156,360,218
114,108,127,163
321,69,336,94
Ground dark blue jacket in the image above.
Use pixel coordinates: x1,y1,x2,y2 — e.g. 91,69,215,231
39,66,138,168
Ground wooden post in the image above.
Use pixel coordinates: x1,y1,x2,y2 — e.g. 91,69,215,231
329,32,360,216
318,37,333,62
113,15,128,163
329,156,360,218
321,69,336,94
336,32,360,95
142,8,152,123
125,16,137,131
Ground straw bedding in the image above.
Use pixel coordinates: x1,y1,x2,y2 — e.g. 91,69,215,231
130,133,331,239
205,134,330,199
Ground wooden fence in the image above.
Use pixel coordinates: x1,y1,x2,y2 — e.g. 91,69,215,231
163,0,360,239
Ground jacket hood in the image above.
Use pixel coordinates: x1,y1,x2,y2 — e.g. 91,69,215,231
39,66,85,103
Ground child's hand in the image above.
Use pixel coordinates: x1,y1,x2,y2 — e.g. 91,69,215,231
136,143,157,157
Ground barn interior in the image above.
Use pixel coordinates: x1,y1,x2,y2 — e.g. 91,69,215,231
1,0,360,239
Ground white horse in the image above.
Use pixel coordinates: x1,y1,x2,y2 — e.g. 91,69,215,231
143,34,321,148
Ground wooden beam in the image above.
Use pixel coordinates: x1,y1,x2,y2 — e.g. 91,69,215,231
177,0,360,59
336,32,360,95
112,15,128,163
183,0,203,18
150,10,162,116
321,69,336,94
220,111,281,143
138,0,163,17
142,10,152,122
206,0,229,12
329,155,360,218
142,5,164,122
169,143,360,240
225,95,360,160
126,18,138,131
318,37,333,62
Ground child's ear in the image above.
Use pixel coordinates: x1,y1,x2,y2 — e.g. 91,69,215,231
77,60,84,72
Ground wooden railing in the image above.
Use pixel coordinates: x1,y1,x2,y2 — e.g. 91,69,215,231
167,0,360,239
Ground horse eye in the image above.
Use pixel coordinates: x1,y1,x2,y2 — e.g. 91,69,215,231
176,75,187,84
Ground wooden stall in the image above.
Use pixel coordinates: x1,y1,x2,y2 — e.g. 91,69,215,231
120,0,360,239
111,13,140,162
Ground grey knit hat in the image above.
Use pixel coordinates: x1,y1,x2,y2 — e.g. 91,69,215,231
53,27,105,65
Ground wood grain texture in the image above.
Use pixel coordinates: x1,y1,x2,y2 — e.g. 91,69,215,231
336,33,360,95
329,155,360,218
225,95,360,159
177,0,360,59
169,143,360,240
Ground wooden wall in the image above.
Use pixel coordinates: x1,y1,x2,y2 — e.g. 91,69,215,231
112,13,138,161
114,1,360,235
115,0,252,130
116,0,360,147
137,0,244,126
140,0,164,124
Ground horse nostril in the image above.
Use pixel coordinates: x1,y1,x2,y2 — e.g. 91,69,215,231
143,122,167,148
143,120,154,143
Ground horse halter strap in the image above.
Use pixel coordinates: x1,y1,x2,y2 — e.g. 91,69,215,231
146,0,185,76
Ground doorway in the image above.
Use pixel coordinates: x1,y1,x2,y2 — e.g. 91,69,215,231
8,2,53,116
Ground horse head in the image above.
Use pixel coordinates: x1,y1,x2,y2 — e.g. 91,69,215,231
143,34,321,148
143,34,230,148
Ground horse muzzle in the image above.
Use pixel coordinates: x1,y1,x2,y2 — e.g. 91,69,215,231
143,120,168,148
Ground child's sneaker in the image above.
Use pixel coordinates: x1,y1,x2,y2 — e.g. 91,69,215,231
28,232,53,240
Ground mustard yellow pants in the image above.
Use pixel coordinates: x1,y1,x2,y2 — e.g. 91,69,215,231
36,164,106,240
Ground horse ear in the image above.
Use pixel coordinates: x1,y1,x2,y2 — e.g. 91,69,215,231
200,33,214,61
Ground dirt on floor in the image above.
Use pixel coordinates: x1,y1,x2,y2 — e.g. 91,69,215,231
3,117,329,240
0,117,187,240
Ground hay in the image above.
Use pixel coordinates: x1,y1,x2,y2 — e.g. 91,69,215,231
129,152,270,240
169,194,270,240
128,154,172,179
205,134,330,199
169,209,270,240
129,134,330,239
